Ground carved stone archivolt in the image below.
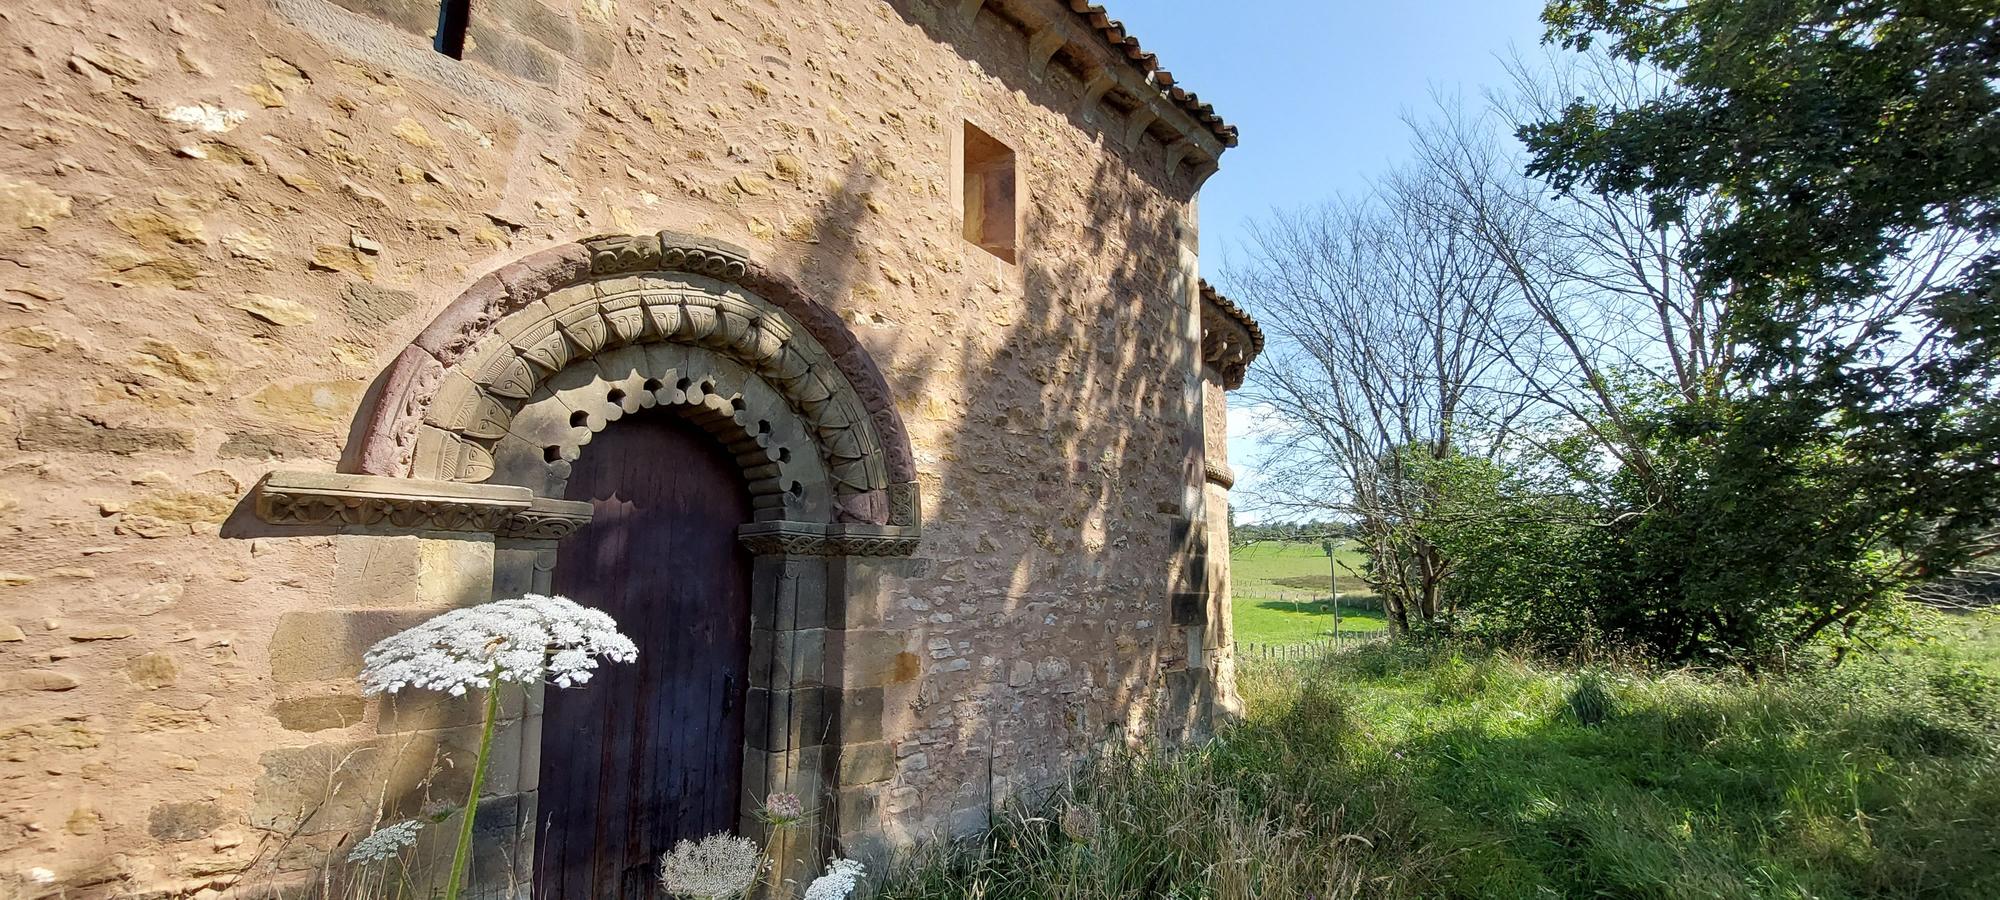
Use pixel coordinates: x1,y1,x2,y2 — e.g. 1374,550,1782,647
424,284,849,524
260,232,921,552
1199,280,1262,391
352,231,919,532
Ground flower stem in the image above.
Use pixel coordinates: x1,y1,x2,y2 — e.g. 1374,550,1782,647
444,680,502,900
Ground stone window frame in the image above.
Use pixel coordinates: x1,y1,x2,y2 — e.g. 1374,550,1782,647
256,231,922,888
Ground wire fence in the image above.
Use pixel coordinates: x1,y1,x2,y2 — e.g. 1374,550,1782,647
1247,591,1385,613
1241,630,1388,660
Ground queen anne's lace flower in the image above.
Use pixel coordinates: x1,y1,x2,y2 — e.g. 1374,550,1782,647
758,791,805,827
358,594,637,696
803,857,865,900
659,833,763,899
347,819,424,863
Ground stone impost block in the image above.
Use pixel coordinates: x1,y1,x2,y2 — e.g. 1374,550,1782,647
255,470,591,539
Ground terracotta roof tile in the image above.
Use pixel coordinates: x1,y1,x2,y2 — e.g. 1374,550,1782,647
1065,2,1238,147
1201,279,1263,356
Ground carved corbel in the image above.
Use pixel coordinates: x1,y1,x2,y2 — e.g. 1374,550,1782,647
1185,158,1222,192
1123,107,1159,151
1027,27,1065,78
1078,68,1116,116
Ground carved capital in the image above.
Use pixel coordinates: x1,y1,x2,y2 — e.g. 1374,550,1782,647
503,498,595,540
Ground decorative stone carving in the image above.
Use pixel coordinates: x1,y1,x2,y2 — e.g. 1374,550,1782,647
253,471,593,539
1199,280,1262,390
503,499,595,541
479,342,833,523
1203,460,1235,490
737,521,923,558
886,481,922,528
415,275,880,519
353,231,919,526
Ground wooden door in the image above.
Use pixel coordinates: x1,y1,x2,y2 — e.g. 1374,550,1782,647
535,411,754,900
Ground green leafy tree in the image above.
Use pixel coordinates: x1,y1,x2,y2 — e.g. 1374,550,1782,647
1518,0,2000,655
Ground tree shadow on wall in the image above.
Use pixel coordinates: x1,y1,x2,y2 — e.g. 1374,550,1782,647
776,0,1209,843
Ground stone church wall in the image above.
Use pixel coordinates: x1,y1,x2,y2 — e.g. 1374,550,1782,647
0,0,1229,893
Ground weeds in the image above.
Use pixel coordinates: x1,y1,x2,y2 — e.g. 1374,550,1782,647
878,626,2000,898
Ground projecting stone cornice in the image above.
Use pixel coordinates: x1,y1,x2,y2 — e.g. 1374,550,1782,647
1199,280,1262,390
943,0,1235,186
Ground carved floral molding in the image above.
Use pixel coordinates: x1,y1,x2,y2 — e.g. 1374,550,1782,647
737,521,922,558
254,471,592,540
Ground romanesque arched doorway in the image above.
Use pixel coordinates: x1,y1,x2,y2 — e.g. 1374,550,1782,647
256,231,924,892
537,410,755,899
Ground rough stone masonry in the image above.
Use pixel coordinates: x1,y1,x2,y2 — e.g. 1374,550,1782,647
0,0,1262,895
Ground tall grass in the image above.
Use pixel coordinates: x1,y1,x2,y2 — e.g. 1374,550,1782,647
878,635,2000,898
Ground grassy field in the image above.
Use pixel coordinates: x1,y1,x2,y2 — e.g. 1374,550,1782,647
879,611,2000,899
1232,539,1374,598
1232,540,1387,644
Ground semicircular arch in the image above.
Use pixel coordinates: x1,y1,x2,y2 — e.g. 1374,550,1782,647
350,233,918,528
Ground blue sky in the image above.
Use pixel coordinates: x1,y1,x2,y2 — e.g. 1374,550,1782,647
1112,0,1551,264
1104,1,1554,517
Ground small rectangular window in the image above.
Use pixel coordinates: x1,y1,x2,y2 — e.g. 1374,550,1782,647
435,0,471,59
961,122,1017,264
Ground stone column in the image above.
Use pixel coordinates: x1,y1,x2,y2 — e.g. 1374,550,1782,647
743,548,833,892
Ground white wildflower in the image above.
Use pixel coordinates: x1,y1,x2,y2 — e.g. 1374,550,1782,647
358,594,637,697
803,857,865,900
659,833,763,899
347,819,423,863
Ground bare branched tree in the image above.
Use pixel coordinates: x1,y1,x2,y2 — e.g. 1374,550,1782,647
1231,174,1533,633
